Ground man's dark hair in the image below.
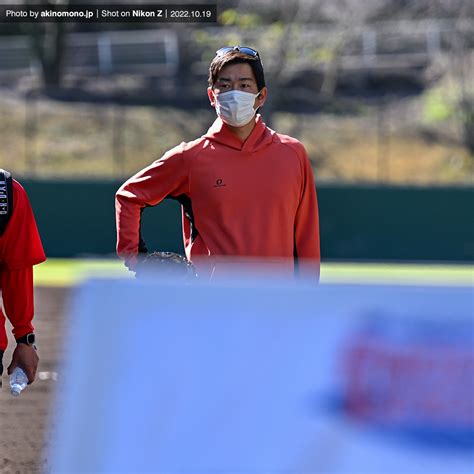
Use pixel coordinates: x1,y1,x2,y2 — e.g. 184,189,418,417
208,51,266,91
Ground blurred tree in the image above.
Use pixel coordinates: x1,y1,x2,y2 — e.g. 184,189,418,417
425,0,474,156
20,0,69,88
447,0,474,156
371,0,471,20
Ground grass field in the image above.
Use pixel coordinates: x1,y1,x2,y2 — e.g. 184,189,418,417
34,259,473,287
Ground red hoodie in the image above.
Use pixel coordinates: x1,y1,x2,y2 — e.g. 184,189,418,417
116,115,320,276
0,180,46,351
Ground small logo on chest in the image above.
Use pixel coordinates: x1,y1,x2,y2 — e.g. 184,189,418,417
213,178,226,188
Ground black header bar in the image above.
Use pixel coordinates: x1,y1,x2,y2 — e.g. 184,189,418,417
0,4,217,23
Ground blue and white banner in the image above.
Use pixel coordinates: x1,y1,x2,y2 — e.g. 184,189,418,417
50,276,474,473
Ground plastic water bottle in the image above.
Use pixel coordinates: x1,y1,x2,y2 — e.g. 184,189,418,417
10,367,28,397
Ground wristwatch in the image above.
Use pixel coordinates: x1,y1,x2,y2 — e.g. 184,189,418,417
16,333,36,347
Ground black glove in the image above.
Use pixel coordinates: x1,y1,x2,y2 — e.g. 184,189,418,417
135,251,197,280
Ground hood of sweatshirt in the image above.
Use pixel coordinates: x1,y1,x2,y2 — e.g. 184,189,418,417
203,114,276,153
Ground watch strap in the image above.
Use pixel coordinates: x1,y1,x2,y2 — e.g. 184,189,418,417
16,333,36,346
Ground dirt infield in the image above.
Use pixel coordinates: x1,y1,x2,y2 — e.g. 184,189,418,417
0,287,70,474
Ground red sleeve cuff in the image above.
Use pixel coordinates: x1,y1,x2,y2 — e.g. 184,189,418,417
12,325,35,340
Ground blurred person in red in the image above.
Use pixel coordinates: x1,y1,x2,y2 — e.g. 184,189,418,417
0,170,46,386
116,46,320,279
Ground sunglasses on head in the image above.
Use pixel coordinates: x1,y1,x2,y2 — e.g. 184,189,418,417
215,46,260,59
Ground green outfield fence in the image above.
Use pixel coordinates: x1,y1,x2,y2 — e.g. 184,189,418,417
22,180,474,262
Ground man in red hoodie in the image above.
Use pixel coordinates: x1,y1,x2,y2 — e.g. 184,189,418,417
0,171,46,386
116,46,320,278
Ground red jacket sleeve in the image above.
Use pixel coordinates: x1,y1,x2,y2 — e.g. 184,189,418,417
1,266,35,344
0,180,46,270
294,148,321,280
115,144,190,269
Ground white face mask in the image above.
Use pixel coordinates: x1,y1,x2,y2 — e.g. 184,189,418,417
214,90,260,127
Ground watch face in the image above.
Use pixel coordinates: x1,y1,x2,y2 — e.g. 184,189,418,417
26,333,36,345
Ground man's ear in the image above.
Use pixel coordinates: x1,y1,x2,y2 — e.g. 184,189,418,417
207,87,216,107
255,87,267,108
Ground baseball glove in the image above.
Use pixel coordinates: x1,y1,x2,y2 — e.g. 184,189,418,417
136,251,197,279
